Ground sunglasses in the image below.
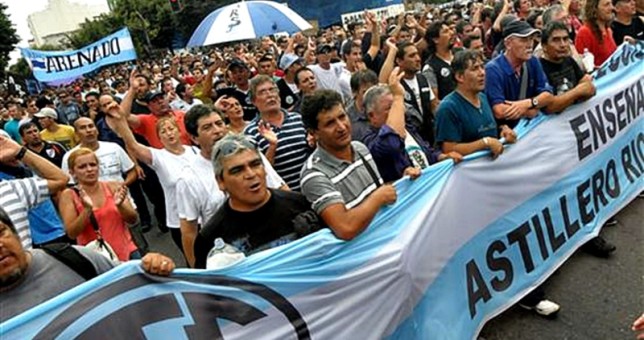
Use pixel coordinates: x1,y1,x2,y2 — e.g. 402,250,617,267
213,138,256,161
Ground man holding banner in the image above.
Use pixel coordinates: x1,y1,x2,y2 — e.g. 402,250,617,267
300,89,398,240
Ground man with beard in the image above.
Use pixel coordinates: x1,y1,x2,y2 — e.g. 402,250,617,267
176,105,286,267
423,20,458,100
485,20,554,129
19,122,66,168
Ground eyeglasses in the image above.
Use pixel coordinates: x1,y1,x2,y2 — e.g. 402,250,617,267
256,87,279,97
213,138,256,161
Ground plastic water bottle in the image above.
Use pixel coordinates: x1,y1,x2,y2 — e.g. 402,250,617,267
206,238,246,270
582,48,595,73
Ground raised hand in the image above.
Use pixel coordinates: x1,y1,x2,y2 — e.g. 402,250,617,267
388,66,405,97
0,135,22,162
113,185,129,206
258,121,278,146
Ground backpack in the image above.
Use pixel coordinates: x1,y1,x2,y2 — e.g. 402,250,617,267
40,243,98,281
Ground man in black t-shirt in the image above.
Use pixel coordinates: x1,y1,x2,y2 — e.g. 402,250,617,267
19,122,66,168
539,21,616,258
539,22,597,114
193,134,319,269
612,0,644,44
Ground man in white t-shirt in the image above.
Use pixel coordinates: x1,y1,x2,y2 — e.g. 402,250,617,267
308,44,350,102
61,118,137,185
176,105,286,267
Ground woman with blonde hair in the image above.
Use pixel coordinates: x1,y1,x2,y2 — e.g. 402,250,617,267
58,147,140,261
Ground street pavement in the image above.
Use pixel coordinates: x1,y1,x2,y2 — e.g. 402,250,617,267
143,197,643,339
480,197,643,340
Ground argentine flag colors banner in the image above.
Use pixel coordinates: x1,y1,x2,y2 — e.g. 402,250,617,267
20,28,136,83
2,42,643,340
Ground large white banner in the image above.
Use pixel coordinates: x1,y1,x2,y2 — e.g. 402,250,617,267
1,42,642,340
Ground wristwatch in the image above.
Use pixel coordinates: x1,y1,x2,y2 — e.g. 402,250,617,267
530,97,539,109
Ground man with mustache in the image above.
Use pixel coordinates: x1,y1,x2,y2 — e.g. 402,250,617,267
485,20,554,129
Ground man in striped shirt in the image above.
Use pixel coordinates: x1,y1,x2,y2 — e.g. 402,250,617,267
0,133,70,249
299,90,397,240
244,75,311,191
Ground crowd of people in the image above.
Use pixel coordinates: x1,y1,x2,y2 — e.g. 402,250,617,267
1,0,643,333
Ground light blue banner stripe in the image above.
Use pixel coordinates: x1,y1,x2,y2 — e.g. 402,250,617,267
390,110,643,340
20,28,137,83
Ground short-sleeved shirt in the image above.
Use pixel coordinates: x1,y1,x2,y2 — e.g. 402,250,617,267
3,119,22,143
40,124,77,150
30,141,67,168
62,141,135,183
149,146,200,228
574,24,617,67
611,18,644,45
176,152,284,224
435,91,498,144
0,178,49,249
309,63,348,101
133,111,191,149
539,57,585,95
484,54,553,128
244,111,310,191
300,141,383,214
193,189,312,268
0,247,116,322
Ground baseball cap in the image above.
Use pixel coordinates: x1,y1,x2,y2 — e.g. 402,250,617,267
279,53,302,70
227,59,249,70
34,107,58,119
503,20,540,40
316,44,333,54
144,91,165,103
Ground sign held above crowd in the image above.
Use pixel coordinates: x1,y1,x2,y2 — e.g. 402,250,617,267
20,28,137,84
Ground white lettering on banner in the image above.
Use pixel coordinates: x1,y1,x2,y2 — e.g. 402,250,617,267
45,38,122,73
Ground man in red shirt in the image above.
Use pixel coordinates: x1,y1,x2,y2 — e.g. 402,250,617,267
575,0,618,68
121,71,191,149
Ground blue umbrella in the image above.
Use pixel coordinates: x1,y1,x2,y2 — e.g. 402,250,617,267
187,0,312,47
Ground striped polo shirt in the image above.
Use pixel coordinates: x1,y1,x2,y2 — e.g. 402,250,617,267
0,178,49,249
244,110,310,191
300,141,383,214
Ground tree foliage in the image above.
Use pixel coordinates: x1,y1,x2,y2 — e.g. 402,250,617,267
8,58,31,79
65,0,237,56
0,3,20,80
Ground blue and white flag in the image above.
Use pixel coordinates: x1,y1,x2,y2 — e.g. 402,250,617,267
20,28,136,83
2,42,643,340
